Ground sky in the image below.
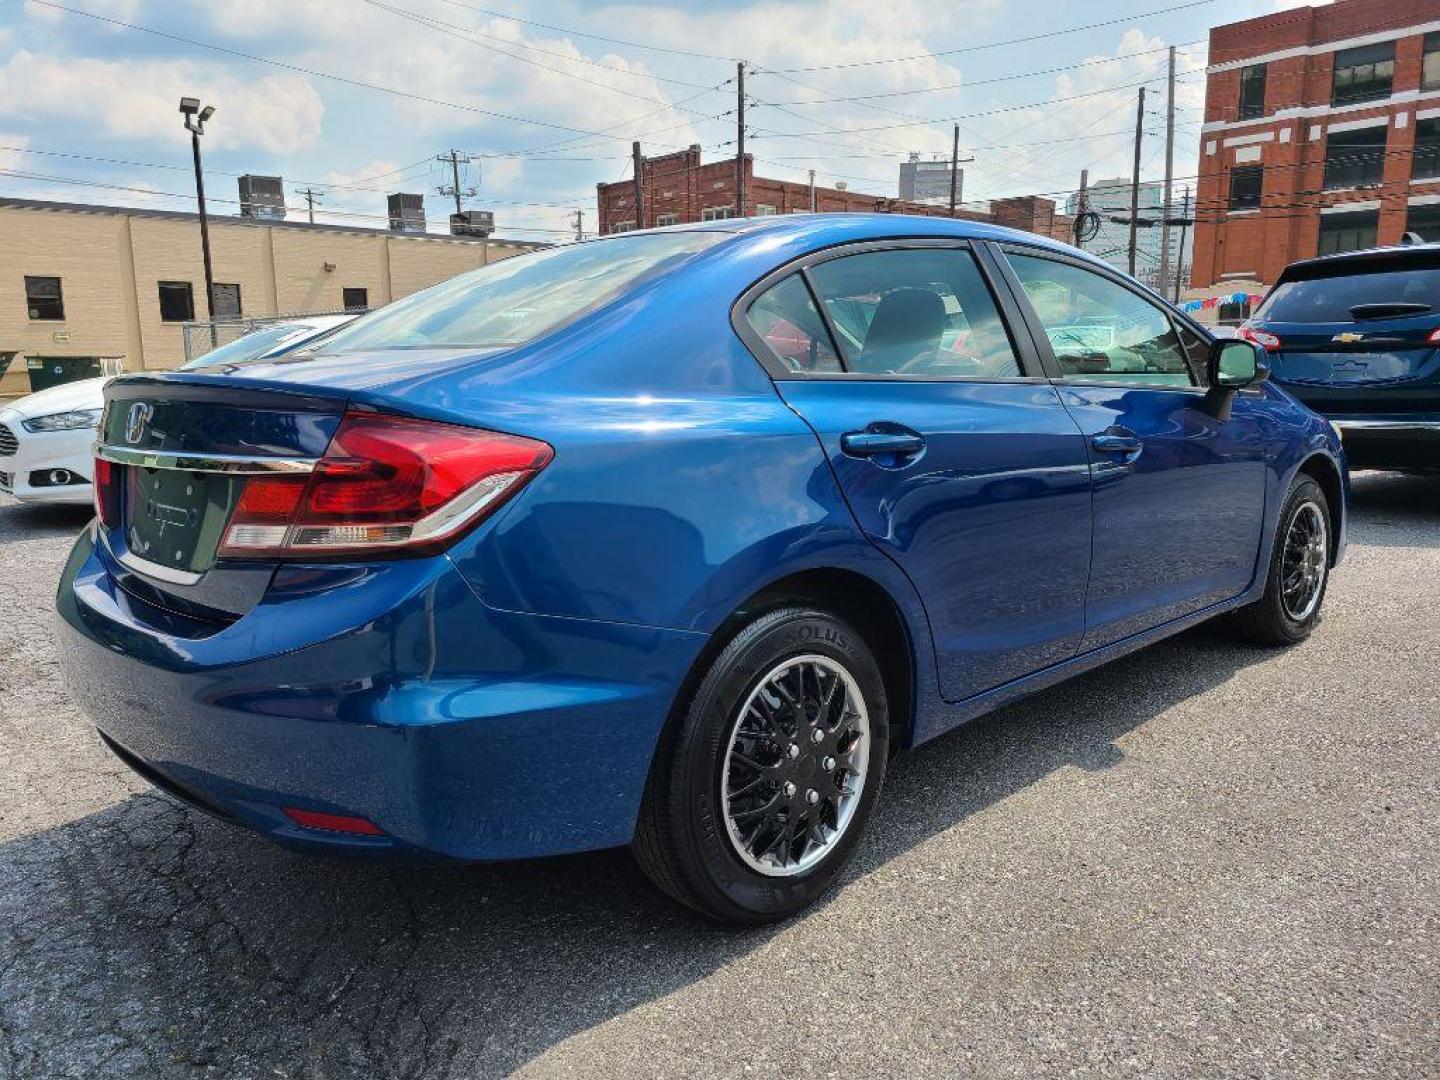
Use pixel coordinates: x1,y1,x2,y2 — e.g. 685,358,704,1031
0,0,1322,245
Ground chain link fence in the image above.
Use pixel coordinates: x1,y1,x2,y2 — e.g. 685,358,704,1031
181,309,367,363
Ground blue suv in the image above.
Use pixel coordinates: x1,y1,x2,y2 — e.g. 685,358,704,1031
1241,243,1440,470
55,216,1346,922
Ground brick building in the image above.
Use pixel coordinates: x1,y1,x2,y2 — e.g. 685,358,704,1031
1191,0,1440,296
0,198,539,401
595,146,1074,242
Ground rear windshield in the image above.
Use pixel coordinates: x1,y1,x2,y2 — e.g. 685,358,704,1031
181,322,328,369
316,232,723,352
1258,266,1440,323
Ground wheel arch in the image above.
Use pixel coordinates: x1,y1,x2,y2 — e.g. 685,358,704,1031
1295,451,1344,565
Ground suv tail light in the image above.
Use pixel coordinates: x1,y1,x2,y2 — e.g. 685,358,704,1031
1426,327,1440,345
1238,325,1281,351
218,411,552,559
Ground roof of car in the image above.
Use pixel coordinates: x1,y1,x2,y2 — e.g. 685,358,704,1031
1280,241,1440,280
652,211,1093,261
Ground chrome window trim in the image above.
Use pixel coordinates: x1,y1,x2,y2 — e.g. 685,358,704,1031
95,444,318,474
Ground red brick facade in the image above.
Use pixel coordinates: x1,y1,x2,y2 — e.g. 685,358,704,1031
595,147,1074,243
1191,0,1440,289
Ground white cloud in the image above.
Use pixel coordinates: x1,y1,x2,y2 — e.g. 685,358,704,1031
0,133,29,171
23,0,143,25
0,51,324,155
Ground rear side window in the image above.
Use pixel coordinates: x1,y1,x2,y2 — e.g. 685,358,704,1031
805,248,1021,378
1006,252,1193,386
745,276,842,373
1258,267,1440,323
318,232,722,352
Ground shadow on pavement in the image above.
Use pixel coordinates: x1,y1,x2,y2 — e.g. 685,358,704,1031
0,625,1268,1078
0,498,93,544
1346,471,1440,550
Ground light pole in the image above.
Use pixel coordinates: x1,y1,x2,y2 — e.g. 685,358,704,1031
179,97,216,340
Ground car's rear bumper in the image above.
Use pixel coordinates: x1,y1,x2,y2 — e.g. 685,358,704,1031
55,528,707,861
1330,415,1440,470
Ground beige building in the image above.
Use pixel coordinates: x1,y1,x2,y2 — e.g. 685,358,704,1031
1,197,543,400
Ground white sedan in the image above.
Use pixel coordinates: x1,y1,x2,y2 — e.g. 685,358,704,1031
0,314,356,506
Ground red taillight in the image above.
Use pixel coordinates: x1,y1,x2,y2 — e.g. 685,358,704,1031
281,807,385,836
218,411,552,560
1238,325,1281,351
93,456,120,528
1426,327,1440,345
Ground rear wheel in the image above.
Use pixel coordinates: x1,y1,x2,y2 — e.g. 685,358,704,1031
634,607,889,923
1227,475,1331,646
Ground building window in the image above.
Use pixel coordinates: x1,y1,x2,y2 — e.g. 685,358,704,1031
701,206,736,221
655,213,680,226
24,276,64,321
213,283,242,319
1406,203,1440,243
1237,63,1267,120
1229,165,1263,210
342,287,369,310
1324,126,1387,190
612,220,636,233
1425,33,1440,91
1331,42,1395,106
1414,118,1440,181
755,204,778,216
157,281,195,322
1317,210,1379,256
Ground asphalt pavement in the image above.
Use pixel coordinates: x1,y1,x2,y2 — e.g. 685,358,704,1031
0,472,1437,1079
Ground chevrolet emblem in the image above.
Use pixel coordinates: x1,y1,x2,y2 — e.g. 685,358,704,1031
1331,332,1365,344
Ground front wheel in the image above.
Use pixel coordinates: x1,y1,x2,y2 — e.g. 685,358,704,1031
1227,475,1332,646
633,607,889,923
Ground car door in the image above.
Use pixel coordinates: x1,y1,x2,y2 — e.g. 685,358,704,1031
991,243,1269,650
737,241,1094,703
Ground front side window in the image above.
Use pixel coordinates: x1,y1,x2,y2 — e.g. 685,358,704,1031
158,281,195,322
1316,210,1380,257
24,276,63,321
744,275,841,374
1229,165,1264,210
1331,42,1395,106
1005,252,1193,386
1324,125,1387,189
805,248,1021,378
317,232,722,353
1238,63,1267,120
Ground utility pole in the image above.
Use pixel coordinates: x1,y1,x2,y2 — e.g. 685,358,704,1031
299,186,323,225
1128,86,1146,277
1173,185,1192,302
631,141,644,229
735,61,747,219
808,168,816,212
1073,168,1090,248
1157,45,1177,296
945,126,975,218
571,209,584,240
437,149,477,219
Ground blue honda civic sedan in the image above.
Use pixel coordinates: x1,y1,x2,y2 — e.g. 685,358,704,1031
56,215,1346,922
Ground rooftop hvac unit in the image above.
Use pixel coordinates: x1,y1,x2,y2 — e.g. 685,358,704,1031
238,175,286,220
388,193,426,233
450,210,494,238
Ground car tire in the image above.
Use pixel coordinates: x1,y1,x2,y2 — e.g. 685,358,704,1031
634,606,889,924
1227,475,1332,647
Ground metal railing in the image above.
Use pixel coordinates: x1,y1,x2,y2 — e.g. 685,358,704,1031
181,309,367,363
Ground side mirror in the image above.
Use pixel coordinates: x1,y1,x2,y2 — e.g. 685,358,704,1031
1204,339,1269,420
1207,339,1270,390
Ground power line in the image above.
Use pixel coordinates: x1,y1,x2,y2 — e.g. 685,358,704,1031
773,0,1219,71
427,0,739,61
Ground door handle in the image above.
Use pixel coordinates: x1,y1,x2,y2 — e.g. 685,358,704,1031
841,430,926,458
1090,431,1143,456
